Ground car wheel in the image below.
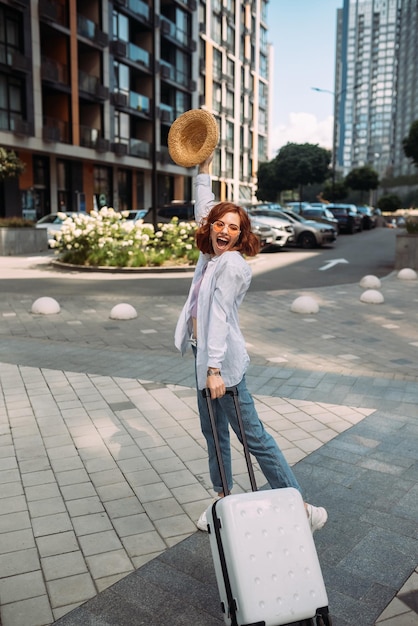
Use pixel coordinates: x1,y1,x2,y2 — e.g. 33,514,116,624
349,220,355,234
298,231,317,249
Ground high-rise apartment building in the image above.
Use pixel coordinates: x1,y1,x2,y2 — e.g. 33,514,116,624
198,0,269,203
0,0,269,218
335,0,418,182
0,0,201,218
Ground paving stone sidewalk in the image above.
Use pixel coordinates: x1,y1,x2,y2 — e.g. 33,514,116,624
0,254,417,626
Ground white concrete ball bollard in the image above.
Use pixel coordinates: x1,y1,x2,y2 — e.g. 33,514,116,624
31,297,61,315
359,275,381,289
397,268,417,281
360,289,384,304
109,303,138,320
290,295,319,314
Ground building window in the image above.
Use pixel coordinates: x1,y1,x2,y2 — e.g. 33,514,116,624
114,111,129,144
0,74,24,131
0,5,22,65
94,165,112,209
117,169,131,212
112,11,128,41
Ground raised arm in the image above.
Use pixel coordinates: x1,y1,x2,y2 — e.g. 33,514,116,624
194,153,216,225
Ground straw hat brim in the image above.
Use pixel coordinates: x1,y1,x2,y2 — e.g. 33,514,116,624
168,109,219,168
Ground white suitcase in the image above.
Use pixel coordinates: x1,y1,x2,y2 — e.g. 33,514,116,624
203,388,330,626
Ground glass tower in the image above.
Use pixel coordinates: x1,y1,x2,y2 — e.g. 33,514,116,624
336,0,401,180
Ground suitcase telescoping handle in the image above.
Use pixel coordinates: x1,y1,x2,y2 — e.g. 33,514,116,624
202,387,257,494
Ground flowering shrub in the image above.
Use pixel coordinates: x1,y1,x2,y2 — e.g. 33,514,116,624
0,148,25,180
50,207,199,267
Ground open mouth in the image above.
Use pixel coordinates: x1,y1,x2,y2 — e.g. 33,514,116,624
216,236,230,250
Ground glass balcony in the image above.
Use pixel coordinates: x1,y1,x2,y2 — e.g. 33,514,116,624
130,139,151,158
79,125,99,148
43,117,69,143
127,43,150,69
129,91,150,114
160,103,174,123
41,57,68,85
127,0,149,20
160,60,190,88
77,15,95,39
79,71,99,94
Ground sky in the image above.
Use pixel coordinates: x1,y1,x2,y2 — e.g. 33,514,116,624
266,0,343,158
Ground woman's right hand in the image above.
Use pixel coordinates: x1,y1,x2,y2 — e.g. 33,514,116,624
207,373,226,399
199,153,214,174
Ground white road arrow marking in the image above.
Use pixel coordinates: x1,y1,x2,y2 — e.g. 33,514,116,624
319,258,349,271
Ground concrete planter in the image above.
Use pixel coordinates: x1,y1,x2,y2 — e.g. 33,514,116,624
395,232,418,270
0,228,48,255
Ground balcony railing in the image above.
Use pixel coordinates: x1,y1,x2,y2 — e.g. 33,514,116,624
160,60,190,88
39,0,67,27
130,139,151,159
77,15,108,47
128,0,149,21
160,103,174,124
127,42,150,69
78,71,108,99
160,17,191,48
129,91,150,114
43,117,69,143
41,56,68,85
79,125,99,148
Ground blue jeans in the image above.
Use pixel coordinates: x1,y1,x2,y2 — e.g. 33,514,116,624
197,375,302,495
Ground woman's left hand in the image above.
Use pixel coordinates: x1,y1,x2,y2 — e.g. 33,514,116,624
207,374,226,399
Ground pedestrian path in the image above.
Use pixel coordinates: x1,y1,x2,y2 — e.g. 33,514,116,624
0,254,417,625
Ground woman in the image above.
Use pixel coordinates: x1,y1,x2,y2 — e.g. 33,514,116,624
175,154,327,533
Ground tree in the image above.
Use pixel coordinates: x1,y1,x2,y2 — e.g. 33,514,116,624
0,148,25,180
376,194,402,213
256,160,280,202
256,143,331,201
344,166,379,202
321,179,347,202
402,120,418,168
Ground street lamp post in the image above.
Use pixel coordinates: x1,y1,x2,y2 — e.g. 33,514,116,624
312,84,361,203
311,86,338,202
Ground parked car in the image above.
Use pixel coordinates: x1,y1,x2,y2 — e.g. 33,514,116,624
249,217,275,249
284,201,313,214
123,209,149,222
326,204,363,234
277,209,338,247
35,212,78,236
144,202,275,249
297,206,340,232
356,206,377,230
142,202,196,223
247,209,295,249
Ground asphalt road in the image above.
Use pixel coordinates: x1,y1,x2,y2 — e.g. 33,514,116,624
0,226,397,298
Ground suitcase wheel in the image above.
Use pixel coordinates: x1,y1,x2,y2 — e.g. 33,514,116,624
316,609,333,626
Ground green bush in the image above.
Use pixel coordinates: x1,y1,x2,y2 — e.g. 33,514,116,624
0,217,35,228
376,194,402,213
50,208,199,267
405,216,418,234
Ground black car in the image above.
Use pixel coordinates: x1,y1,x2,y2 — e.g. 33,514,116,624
356,206,377,230
326,204,363,234
143,202,195,223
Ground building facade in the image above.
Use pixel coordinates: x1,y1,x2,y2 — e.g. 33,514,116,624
0,0,269,219
335,0,418,182
198,0,269,203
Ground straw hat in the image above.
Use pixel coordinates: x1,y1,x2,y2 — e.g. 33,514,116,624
168,109,219,168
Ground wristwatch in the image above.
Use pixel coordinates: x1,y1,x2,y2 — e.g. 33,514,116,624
207,368,221,377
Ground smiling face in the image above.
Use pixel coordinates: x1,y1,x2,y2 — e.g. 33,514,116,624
210,211,241,256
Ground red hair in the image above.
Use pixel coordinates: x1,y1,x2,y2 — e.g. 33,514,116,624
195,202,260,257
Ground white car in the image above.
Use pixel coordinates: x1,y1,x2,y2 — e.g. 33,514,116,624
247,210,294,248
35,212,78,236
